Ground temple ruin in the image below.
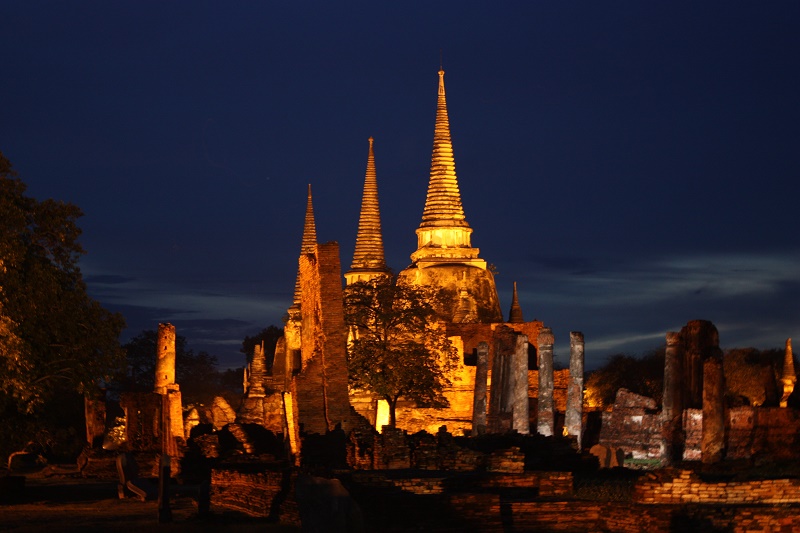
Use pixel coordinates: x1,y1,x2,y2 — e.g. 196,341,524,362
61,67,800,532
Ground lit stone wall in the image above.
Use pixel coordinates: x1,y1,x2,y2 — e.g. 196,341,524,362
398,264,502,323
292,242,352,435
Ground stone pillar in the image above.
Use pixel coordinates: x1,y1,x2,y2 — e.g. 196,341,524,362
780,338,796,408
488,341,507,433
681,319,713,410
155,323,176,394
537,328,555,437
511,334,530,434
702,353,725,463
566,331,584,448
248,342,267,398
682,321,725,465
661,331,683,465
472,341,489,436
154,323,183,449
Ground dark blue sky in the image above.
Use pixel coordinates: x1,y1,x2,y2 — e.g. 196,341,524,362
2,2,799,369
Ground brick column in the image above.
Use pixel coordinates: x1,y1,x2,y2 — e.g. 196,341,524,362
154,323,176,394
472,341,489,436
537,328,555,437
661,331,683,465
566,331,584,448
702,352,725,463
512,334,530,434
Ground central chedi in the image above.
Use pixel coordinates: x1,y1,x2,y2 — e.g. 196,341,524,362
398,69,502,323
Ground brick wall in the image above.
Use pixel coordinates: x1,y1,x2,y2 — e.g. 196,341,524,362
599,389,663,460
295,243,352,435
634,469,800,505
210,465,299,524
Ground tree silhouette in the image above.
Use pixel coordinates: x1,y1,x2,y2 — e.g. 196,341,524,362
0,151,124,413
344,276,458,427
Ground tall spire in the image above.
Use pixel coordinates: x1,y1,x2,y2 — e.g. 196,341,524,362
292,184,317,308
419,70,469,229
345,138,389,285
508,282,524,323
410,69,483,268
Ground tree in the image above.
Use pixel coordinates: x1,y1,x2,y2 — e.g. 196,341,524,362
343,276,458,427
0,151,124,413
584,348,665,409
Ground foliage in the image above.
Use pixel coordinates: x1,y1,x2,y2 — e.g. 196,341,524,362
724,347,785,407
241,325,283,367
0,151,125,413
0,390,86,463
585,348,665,409
343,276,459,427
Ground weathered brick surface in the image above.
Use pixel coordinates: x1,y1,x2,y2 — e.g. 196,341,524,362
527,368,569,412
634,469,800,505
119,392,164,452
295,243,352,435
211,465,299,525
485,446,525,473
599,389,663,460
739,407,800,460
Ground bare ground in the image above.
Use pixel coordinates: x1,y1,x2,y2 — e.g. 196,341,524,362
0,470,299,532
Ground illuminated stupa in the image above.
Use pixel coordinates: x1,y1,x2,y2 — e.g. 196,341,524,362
282,184,317,371
398,69,503,323
345,137,391,285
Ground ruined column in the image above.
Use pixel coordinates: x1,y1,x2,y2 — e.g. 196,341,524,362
693,321,725,464
472,341,489,436
154,322,183,449
537,328,555,437
248,342,267,398
566,331,584,448
488,339,508,432
780,338,796,408
661,331,683,465
155,323,176,394
511,334,530,434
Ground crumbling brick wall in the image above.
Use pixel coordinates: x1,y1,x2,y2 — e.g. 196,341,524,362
599,389,662,460
635,469,800,505
211,465,299,524
293,242,352,435
727,406,800,460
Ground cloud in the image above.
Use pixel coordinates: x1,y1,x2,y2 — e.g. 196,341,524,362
83,269,291,369
510,251,800,369
83,274,136,284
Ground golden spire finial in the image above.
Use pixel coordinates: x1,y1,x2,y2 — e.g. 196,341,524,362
292,184,317,308
419,68,469,229
346,137,389,284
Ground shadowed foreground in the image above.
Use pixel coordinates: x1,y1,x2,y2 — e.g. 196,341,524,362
0,473,299,532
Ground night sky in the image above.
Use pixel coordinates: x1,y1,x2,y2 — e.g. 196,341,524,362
2,2,799,370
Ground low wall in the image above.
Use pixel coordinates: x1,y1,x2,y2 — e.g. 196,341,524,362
634,469,800,505
210,465,299,525
351,470,573,497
